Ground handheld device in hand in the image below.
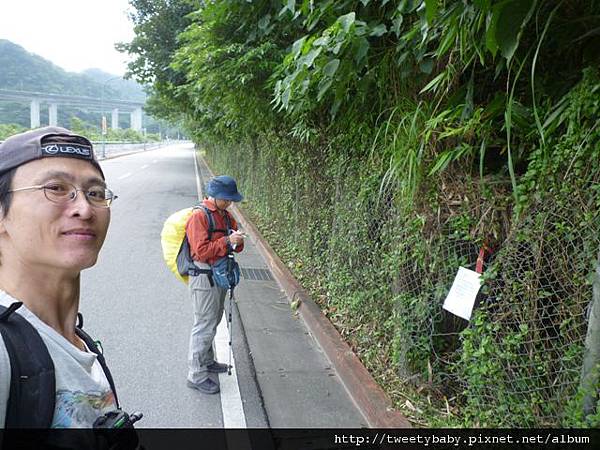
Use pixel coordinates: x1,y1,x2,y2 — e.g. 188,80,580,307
93,410,144,428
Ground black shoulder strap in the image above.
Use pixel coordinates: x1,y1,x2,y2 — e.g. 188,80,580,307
199,205,215,241
223,210,233,233
197,205,231,241
0,302,55,428
75,313,120,409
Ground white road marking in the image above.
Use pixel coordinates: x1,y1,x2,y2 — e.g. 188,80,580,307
141,164,149,169
193,151,203,200
118,172,132,180
215,314,247,428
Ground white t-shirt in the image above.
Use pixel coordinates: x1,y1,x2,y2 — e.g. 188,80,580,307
0,291,117,428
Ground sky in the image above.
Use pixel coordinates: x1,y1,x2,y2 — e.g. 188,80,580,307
0,0,135,76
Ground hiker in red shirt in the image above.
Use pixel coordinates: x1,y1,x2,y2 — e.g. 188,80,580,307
185,175,244,394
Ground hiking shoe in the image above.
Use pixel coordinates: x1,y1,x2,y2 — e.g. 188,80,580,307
207,361,229,373
187,378,220,394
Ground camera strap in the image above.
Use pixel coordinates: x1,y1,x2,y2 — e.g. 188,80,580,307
76,312,120,408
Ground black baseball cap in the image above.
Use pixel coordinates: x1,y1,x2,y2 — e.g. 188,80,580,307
0,126,104,179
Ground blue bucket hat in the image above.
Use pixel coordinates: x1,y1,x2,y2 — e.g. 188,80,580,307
206,175,243,202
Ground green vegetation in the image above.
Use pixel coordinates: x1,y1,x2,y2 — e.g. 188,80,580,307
0,119,160,143
0,123,26,141
123,0,600,426
69,117,160,143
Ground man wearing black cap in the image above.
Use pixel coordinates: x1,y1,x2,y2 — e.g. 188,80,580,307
0,127,120,428
185,175,245,394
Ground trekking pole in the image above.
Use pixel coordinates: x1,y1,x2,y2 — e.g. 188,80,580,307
226,251,236,376
226,236,240,377
228,286,234,376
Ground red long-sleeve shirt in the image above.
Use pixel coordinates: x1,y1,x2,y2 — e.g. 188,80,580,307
186,199,244,265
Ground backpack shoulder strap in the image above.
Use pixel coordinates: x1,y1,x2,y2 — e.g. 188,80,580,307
199,205,216,241
223,210,233,233
0,302,55,428
75,313,120,409
200,205,232,238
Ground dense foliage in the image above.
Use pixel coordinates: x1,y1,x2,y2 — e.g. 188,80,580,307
123,0,600,426
0,120,160,143
69,117,160,143
0,123,26,141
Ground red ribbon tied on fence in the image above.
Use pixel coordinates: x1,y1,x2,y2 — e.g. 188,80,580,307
476,243,492,274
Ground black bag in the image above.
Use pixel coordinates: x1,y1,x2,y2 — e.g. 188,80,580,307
0,302,120,428
0,302,55,428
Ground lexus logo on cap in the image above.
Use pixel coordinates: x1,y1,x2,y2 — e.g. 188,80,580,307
43,145,60,154
41,144,92,158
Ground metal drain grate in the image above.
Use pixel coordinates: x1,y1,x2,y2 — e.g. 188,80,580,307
240,267,274,281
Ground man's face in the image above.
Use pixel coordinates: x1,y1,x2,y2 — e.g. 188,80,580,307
215,198,232,210
0,157,110,274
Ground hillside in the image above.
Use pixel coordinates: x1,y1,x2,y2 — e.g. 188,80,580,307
83,68,146,102
0,39,146,129
0,39,144,100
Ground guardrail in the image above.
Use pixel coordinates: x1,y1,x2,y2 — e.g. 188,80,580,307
91,140,165,160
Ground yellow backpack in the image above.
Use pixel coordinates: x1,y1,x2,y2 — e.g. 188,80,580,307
160,207,195,284
160,205,232,284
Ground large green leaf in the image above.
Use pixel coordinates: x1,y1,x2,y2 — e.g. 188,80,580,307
313,36,330,47
424,0,438,25
322,58,340,77
485,5,500,57
317,78,333,101
303,48,322,67
370,23,387,37
398,0,418,14
419,71,446,94
338,12,356,34
281,86,291,109
493,0,536,61
392,14,404,37
355,37,370,64
291,36,307,59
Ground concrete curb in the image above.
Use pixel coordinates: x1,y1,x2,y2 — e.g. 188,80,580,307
200,153,411,429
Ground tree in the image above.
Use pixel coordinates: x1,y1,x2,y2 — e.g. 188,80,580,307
117,0,200,123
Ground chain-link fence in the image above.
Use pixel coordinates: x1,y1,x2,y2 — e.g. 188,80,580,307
203,130,599,426
456,198,599,426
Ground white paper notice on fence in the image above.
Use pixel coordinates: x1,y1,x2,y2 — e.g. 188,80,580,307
442,267,482,321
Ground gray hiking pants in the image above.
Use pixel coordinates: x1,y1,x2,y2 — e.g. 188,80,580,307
187,262,227,383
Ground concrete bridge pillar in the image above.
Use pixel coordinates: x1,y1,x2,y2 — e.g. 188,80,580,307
49,103,58,127
130,107,142,132
30,99,40,128
111,108,119,129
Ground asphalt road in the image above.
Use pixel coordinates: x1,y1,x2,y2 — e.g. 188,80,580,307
79,143,265,428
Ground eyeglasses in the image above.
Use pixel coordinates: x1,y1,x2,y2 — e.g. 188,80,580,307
9,181,118,208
